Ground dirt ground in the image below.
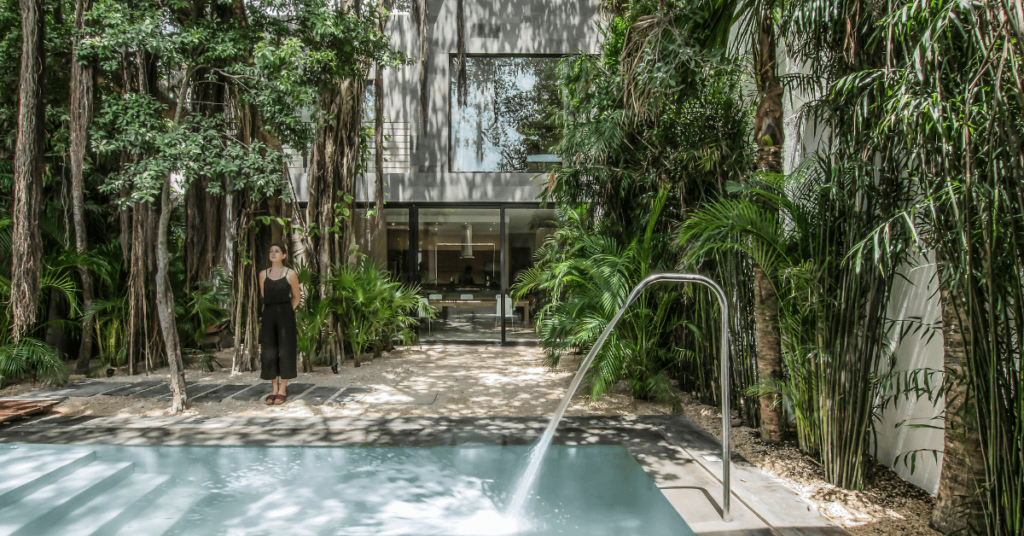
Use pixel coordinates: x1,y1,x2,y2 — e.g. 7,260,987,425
1,345,939,535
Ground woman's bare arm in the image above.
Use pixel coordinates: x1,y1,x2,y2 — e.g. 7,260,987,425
288,270,302,310
259,270,266,297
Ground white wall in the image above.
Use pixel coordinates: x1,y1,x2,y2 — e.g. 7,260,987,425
875,255,945,493
781,54,945,494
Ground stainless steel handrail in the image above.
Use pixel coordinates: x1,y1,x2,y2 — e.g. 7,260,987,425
543,273,732,521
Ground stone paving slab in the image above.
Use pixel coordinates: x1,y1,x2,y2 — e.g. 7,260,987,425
156,383,221,400
234,383,314,402
102,381,163,397
293,386,340,405
130,383,220,400
191,385,251,403
324,387,370,406
20,381,128,399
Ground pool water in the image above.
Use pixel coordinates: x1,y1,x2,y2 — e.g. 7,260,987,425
7,443,694,536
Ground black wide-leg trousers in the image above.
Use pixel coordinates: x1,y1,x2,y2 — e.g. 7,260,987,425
260,303,297,380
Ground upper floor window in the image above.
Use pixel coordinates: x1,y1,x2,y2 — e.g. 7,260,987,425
450,55,561,172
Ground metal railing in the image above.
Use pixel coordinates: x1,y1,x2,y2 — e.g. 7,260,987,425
545,273,732,521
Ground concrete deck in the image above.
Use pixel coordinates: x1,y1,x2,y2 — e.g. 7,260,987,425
1,413,847,536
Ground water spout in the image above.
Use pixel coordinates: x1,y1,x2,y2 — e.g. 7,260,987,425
508,273,733,522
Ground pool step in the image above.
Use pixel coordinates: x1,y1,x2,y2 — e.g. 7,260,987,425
0,449,99,507
33,473,172,536
0,446,207,536
0,460,135,536
111,485,205,536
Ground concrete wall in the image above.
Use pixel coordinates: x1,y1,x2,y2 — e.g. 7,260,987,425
353,0,603,203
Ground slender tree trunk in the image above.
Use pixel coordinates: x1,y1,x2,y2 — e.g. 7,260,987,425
373,65,387,262
754,265,784,442
931,250,985,533
70,0,96,375
413,0,429,134
11,0,46,342
307,77,367,368
751,12,786,443
155,177,188,412
155,71,194,412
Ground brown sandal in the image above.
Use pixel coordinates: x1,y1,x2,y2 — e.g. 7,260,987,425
266,394,277,405
274,394,286,405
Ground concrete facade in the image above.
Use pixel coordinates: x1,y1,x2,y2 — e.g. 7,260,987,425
285,0,604,204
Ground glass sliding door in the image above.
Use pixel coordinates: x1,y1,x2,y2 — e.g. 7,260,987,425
504,208,556,341
418,208,502,342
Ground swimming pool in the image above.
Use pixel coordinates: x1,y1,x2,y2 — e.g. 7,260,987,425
0,442,694,536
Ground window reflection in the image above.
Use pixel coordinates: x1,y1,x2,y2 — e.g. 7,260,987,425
450,56,562,172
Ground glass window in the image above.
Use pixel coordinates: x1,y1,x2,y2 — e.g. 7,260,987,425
505,208,556,340
450,56,562,172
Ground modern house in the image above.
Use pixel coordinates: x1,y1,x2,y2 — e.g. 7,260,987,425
290,0,603,345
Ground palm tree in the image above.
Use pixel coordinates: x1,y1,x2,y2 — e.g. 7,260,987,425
690,0,788,442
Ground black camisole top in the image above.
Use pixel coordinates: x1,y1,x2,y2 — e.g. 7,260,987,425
264,270,292,306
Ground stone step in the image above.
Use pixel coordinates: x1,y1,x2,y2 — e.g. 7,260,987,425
34,473,172,536
111,486,204,536
0,460,135,536
102,381,163,397
192,384,250,403
0,449,98,506
294,386,341,405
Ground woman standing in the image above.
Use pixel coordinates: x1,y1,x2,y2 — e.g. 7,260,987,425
260,243,301,404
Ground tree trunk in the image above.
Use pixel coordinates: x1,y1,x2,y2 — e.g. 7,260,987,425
931,251,985,533
184,67,228,286
307,78,367,368
373,65,387,263
754,265,785,442
124,50,165,376
751,11,786,443
154,72,194,412
11,0,46,342
155,177,188,412
70,0,96,375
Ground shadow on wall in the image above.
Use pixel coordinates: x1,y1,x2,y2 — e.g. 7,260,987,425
376,0,602,204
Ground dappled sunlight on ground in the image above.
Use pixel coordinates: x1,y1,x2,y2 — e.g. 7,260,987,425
0,346,677,421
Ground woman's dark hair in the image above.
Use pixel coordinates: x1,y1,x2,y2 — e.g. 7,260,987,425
268,243,291,268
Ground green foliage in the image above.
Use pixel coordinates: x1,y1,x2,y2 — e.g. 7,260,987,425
548,0,753,239
679,155,914,488
326,258,432,362
518,192,682,405
175,267,231,359
533,0,757,415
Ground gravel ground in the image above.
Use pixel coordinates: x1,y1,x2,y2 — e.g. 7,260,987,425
2,346,940,535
